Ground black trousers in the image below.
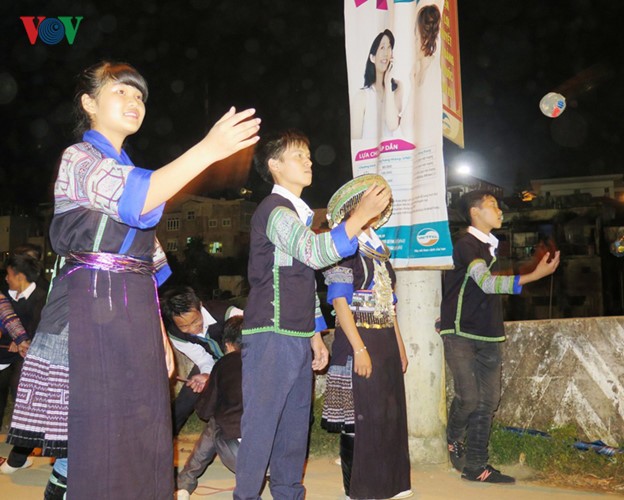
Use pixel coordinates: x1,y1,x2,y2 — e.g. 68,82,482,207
443,335,502,469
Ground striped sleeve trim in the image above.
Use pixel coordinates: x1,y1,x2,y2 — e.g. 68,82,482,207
242,326,316,338
267,207,343,270
468,259,516,295
440,330,506,342
0,294,28,343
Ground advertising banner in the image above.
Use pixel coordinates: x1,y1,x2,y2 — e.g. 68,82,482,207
345,0,462,268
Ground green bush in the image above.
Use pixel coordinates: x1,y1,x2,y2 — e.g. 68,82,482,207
309,396,339,457
490,423,624,479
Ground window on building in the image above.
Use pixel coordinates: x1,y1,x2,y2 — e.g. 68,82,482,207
208,241,223,254
208,219,218,228
187,210,196,220
166,240,178,252
222,218,231,227
167,217,180,231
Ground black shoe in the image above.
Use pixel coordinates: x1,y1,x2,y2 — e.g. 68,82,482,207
447,440,466,472
461,465,515,484
44,469,67,500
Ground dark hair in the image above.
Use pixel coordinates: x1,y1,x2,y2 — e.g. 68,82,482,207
5,254,42,284
253,129,310,184
458,190,497,224
159,286,201,324
222,315,243,351
13,243,43,261
73,61,148,139
363,29,398,91
417,5,441,57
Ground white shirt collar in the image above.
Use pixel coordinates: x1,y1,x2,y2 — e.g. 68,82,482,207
9,282,36,301
468,226,499,256
358,228,383,250
201,306,217,335
272,185,314,226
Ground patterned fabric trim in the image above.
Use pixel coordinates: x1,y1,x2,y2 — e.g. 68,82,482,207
93,214,108,252
314,292,327,332
453,257,492,338
153,237,171,287
467,259,516,295
241,326,315,338
267,206,341,270
321,358,355,433
324,265,354,305
7,353,69,456
54,143,132,221
324,265,353,285
6,428,67,457
275,246,293,267
439,330,506,342
0,293,28,344
443,257,514,342
251,203,352,338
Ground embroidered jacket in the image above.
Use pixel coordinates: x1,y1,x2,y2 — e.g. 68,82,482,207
440,231,521,342
243,194,357,338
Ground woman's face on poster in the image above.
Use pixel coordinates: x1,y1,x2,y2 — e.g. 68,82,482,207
370,35,393,73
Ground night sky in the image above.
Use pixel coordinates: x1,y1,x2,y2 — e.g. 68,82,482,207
1,0,623,211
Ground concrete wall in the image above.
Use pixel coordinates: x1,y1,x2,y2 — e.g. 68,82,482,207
495,317,624,444
175,315,624,456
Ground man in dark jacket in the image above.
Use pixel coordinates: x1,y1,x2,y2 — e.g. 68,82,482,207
175,315,244,500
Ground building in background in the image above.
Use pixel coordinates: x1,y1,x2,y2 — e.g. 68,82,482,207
156,193,257,261
447,174,624,320
0,204,52,283
446,173,504,208
531,174,624,202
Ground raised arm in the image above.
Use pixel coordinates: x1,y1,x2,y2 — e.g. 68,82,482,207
468,251,560,294
266,184,391,269
142,107,260,214
468,260,519,295
518,251,560,285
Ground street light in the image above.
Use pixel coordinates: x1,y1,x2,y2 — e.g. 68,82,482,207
456,163,471,176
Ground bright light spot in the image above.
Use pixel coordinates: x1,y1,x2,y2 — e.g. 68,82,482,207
456,163,471,175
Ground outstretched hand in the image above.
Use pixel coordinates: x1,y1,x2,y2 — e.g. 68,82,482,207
520,250,561,286
533,250,561,279
202,107,261,163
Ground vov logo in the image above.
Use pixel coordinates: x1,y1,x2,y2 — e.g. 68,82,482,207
20,17,83,45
